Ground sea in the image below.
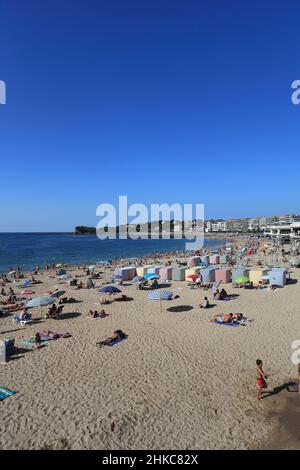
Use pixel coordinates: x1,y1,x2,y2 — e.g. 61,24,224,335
0,233,226,273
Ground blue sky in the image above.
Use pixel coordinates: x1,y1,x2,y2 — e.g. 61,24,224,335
0,0,300,231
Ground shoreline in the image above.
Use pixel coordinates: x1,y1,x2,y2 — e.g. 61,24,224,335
0,235,231,274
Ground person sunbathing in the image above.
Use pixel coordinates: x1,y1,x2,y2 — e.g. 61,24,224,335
96,329,126,348
212,313,244,323
46,304,64,318
59,296,76,304
48,304,57,315
231,313,244,321
19,308,30,320
29,332,42,346
220,288,228,298
89,309,100,318
213,289,222,300
99,297,111,305
200,297,210,308
212,313,234,323
89,309,108,318
5,303,24,312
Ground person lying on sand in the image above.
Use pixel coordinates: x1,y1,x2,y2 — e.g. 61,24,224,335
41,330,72,340
96,329,126,348
58,297,76,304
212,313,245,323
212,313,234,323
199,297,210,308
4,303,24,312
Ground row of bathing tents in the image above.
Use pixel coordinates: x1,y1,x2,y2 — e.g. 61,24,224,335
113,263,289,287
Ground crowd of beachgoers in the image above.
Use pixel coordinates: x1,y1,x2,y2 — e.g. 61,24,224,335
1,234,300,449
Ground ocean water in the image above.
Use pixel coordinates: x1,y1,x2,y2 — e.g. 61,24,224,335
0,233,225,272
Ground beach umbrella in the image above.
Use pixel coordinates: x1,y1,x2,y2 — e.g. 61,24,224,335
99,286,121,294
26,296,54,308
147,275,160,280
89,265,96,270
50,289,66,298
26,295,55,315
235,276,250,284
132,276,144,283
148,290,173,312
187,274,199,281
148,290,173,300
144,273,160,279
8,271,16,276
56,263,63,268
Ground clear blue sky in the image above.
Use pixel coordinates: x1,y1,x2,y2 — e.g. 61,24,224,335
1,0,300,231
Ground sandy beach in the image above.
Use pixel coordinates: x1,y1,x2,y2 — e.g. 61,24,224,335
1,241,300,450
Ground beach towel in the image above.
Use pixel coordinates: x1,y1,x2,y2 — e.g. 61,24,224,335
18,339,48,348
108,335,128,346
213,321,240,327
0,387,16,401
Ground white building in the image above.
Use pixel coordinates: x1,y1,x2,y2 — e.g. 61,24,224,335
264,218,300,245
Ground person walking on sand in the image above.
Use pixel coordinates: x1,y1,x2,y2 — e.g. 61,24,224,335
256,359,272,400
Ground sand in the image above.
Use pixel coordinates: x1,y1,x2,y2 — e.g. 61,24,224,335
1,249,300,449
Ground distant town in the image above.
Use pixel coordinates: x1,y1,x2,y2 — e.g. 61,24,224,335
75,213,300,245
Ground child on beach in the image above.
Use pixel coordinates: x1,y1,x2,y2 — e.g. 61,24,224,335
256,359,273,400
200,297,210,308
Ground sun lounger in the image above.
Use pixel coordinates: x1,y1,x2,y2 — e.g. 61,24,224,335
12,312,32,325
